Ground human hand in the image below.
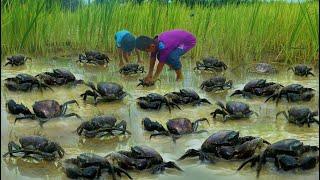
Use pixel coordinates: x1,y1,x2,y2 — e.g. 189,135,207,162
144,75,153,84
119,61,125,67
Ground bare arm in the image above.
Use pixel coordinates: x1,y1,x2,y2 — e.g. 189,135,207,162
123,52,129,63
147,56,156,78
153,62,165,80
135,49,141,63
118,48,124,66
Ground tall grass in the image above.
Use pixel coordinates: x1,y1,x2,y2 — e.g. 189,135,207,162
1,0,319,64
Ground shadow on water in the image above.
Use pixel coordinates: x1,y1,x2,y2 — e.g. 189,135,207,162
1,56,319,180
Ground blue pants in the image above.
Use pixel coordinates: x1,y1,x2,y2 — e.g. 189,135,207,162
166,48,185,70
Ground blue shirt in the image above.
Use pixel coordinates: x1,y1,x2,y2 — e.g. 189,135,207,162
115,30,130,48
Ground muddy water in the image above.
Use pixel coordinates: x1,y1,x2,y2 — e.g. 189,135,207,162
1,57,319,180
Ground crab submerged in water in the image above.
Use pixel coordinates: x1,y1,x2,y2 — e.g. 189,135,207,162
5,73,53,92
35,69,84,86
76,115,131,138
142,117,209,142
4,55,31,67
137,93,181,112
106,145,183,174
194,57,228,72
14,99,81,127
237,139,319,177
3,136,64,161
119,63,145,75
211,101,258,121
230,79,283,98
276,107,319,127
64,153,132,180
178,130,270,162
77,50,111,66
81,82,127,105
288,64,315,77
247,63,277,74
200,76,233,92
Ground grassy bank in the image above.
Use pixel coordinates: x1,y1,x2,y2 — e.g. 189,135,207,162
1,0,319,64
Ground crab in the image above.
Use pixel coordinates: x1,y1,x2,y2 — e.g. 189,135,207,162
144,117,209,142
6,99,32,115
2,136,64,161
265,84,315,104
237,139,319,177
194,56,228,72
247,63,277,74
64,153,132,180
137,93,181,112
170,89,212,105
14,99,81,127
211,101,258,121
36,69,84,86
178,130,270,162
76,115,131,138
200,76,233,92
230,79,283,98
78,51,111,66
137,79,160,87
288,64,314,77
106,145,183,174
119,63,145,75
276,107,318,127
4,73,53,92
80,82,127,104
4,55,31,67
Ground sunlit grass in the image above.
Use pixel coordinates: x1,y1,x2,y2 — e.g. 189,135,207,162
1,0,318,65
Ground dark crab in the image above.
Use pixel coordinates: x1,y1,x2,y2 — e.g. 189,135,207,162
137,79,160,87
237,139,319,177
76,115,131,138
14,99,81,127
106,145,183,174
81,82,127,104
276,107,319,127
5,73,53,92
78,50,111,66
211,101,258,121
64,153,132,180
119,63,145,75
230,79,283,98
265,84,315,104
194,57,228,72
178,130,270,162
247,63,277,74
143,117,209,141
200,76,233,92
288,64,314,77
6,99,32,115
2,136,64,161
171,89,212,105
4,55,31,67
137,93,180,112
36,69,83,86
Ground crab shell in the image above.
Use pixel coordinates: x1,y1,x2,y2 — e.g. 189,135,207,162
32,100,61,118
166,118,194,135
225,101,252,115
201,130,240,152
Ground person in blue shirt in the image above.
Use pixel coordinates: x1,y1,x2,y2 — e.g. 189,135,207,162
115,30,141,67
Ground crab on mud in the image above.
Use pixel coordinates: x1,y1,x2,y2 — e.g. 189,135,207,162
4,55,31,67
167,89,212,106
2,136,64,161
265,84,315,104
81,82,127,105
237,139,319,177
4,73,53,92
76,115,131,138
200,76,233,92
14,99,81,127
142,117,209,142
288,64,315,77
178,130,270,162
119,63,145,75
276,107,319,127
230,79,283,98
78,51,111,66
247,63,277,74
64,153,132,180
137,79,160,87
35,69,84,86
194,57,228,72
106,145,183,174
6,99,32,115
137,93,181,112
211,101,258,121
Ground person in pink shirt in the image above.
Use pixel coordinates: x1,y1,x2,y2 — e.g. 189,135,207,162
136,29,197,84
